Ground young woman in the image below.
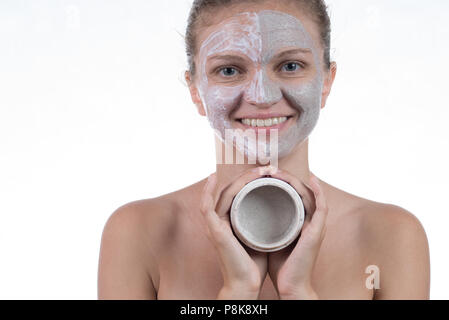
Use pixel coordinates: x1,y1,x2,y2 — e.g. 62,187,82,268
98,0,430,300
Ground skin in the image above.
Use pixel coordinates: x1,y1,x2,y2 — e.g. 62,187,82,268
97,1,430,300
195,10,324,161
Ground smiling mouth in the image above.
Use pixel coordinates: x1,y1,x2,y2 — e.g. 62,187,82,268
235,115,295,130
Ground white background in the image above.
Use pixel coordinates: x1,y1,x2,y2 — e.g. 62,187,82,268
0,0,448,299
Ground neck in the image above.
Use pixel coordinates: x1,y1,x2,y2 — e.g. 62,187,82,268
215,136,312,188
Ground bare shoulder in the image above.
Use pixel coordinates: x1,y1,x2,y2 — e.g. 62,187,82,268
98,179,206,299
360,201,430,299
102,195,179,252
359,201,428,244
343,193,430,255
323,182,430,299
97,196,174,299
322,181,428,242
102,177,207,250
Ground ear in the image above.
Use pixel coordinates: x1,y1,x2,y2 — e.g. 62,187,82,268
185,71,207,117
320,61,337,109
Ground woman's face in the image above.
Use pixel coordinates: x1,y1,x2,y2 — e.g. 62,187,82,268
190,2,332,161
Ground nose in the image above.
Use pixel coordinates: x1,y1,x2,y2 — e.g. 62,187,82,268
244,69,282,107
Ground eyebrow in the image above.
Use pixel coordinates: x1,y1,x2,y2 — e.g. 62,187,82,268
208,55,248,63
275,48,312,59
208,49,312,63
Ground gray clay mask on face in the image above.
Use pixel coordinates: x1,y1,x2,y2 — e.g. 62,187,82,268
197,10,324,160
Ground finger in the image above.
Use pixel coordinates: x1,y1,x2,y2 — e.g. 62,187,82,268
308,174,328,238
201,172,227,214
209,216,262,286
247,247,268,284
200,173,218,220
268,243,291,291
268,169,316,217
200,173,223,238
215,166,275,219
201,173,263,285
285,175,328,264
294,175,328,250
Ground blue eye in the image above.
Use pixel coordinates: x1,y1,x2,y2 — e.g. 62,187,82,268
282,62,301,72
219,67,238,77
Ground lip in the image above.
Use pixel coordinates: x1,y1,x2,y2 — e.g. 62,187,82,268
234,112,294,120
234,115,295,134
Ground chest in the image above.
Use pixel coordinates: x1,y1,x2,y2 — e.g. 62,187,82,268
155,225,374,300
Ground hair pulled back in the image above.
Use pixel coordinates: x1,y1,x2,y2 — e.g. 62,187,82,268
185,0,331,76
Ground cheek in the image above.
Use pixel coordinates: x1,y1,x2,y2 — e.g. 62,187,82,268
202,85,243,117
284,77,322,115
197,84,245,135
283,77,323,133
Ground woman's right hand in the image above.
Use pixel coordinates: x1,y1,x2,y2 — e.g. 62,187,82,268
200,167,276,300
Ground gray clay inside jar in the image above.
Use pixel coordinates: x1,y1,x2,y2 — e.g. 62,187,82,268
238,185,296,245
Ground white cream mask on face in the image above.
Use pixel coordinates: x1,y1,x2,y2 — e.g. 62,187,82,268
197,10,324,161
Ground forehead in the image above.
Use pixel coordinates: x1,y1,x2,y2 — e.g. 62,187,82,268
197,9,320,58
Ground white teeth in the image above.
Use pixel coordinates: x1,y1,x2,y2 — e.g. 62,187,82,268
264,118,272,126
240,117,289,127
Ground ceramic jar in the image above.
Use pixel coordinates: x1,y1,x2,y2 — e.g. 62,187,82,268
230,177,305,252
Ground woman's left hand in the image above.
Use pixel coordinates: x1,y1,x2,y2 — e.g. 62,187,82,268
266,167,329,300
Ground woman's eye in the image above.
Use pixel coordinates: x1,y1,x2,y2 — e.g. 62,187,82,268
281,62,302,72
219,67,239,77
